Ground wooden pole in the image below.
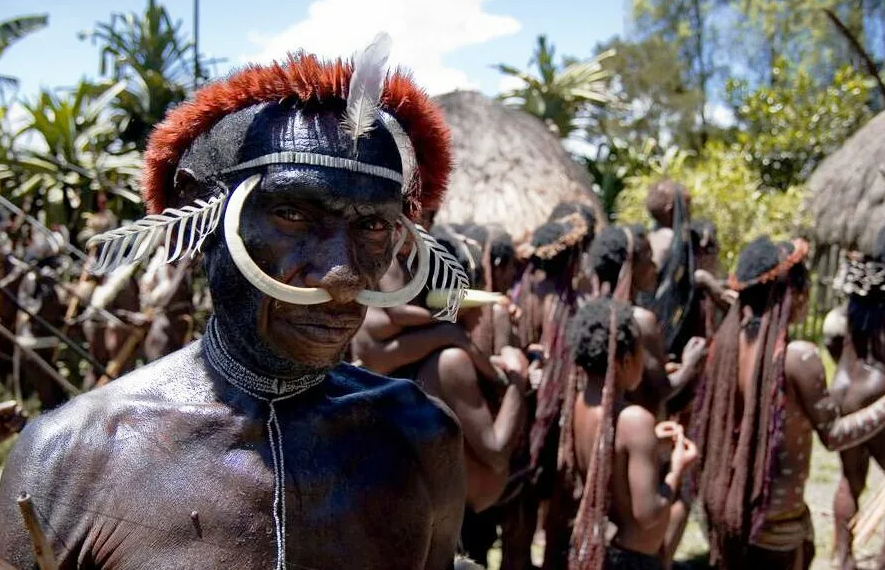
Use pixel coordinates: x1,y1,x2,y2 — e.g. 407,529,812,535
95,324,148,387
851,482,885,545
17,494,59,570
0,324,80,397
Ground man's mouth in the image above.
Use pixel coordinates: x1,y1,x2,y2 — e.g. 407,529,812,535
277,315,361,344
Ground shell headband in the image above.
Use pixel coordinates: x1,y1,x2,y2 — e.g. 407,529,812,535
834,255,885,297
86,33,467,321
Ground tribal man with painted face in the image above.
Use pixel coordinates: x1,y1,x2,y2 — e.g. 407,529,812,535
0,35,468,569
692,236,885,570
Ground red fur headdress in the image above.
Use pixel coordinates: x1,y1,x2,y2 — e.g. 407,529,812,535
142,52,451,220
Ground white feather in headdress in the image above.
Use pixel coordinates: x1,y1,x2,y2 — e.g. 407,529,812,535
343,32,392,152
86,195,225,275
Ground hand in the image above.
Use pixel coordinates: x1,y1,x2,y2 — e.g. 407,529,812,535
693,269,713,290
679,337,708,380
491,346,529,392
721,289,738,305
670,433,698,474
655,421,683,441
0,400,27,440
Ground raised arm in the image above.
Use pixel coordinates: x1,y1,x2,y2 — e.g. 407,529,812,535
694,269,736,312
619,407,693,529
633,308,706,404
788,341,885,451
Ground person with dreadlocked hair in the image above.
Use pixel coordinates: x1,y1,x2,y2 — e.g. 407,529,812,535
588,225,708,417
498,210,592,570
829,226,885,570
691,236,885,570
556,297,697,570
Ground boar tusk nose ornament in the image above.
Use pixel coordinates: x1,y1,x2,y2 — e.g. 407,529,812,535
223,174,431,309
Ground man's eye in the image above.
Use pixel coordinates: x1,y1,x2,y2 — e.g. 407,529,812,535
360,218,389,232
275,208,305,222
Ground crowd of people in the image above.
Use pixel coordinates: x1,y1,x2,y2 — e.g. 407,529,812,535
365,178,885,570
0,35,885,570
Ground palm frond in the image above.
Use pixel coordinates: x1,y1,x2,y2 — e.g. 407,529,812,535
0,14,48,54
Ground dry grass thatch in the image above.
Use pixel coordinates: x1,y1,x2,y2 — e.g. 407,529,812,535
807,110,885,253
433,91,602,241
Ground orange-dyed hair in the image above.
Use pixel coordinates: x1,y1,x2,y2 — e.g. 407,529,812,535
142,53,451,220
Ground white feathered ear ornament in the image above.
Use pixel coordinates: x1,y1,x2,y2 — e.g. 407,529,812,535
86,195,224,275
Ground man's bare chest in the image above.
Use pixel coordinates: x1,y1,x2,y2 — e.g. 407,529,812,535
63,411,434,569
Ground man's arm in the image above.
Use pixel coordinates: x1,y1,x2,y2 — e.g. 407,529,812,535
619,407,675,530
788,341,885,451
633,309,705,403
437,348,526,476
694,269,736,312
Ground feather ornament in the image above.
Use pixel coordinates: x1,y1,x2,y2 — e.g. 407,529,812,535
415,224,468,322
86,195,225,275
343,32,392,151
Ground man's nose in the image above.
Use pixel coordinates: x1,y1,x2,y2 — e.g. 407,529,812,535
301,231,365,303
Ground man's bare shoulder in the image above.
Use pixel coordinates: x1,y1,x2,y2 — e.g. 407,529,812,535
615,403,657,449
0,343,212,494
785,340,824,383
329,364,465,505
632,306,659,334
330,363,462,443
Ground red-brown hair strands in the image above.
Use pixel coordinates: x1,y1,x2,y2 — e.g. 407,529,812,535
142,55,451,219
568,307,619,570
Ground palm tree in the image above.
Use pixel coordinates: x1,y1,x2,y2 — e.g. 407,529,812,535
79,0,197,149
495,35,615,139
0,14,49,98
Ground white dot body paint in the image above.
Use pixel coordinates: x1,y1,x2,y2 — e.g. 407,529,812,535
223,174,430,308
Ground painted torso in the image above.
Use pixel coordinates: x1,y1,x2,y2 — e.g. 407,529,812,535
0,342,460,569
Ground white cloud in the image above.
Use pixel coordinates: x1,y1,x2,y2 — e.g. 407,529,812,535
496,74,526,96
240,0,521,95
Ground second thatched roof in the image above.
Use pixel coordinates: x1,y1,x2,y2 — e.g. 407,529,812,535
433,91,602,240
807,110,885,253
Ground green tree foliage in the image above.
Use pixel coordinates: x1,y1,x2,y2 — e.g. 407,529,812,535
726,58,871,191
495,35,615,138
79,0,196,149
587,36,704,150
616,142,808,268
3,81,142,231
0,14,48,96
630,0,717,147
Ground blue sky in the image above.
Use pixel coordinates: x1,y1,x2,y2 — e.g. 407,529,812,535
0,0,625,101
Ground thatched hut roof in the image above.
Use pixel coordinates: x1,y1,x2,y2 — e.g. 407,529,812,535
807,110,885,253
433,91,602,240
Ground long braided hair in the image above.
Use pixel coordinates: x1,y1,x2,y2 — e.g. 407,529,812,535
690,236,808,568
566,298,640,569
521,214,592,475
559,225,638,484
